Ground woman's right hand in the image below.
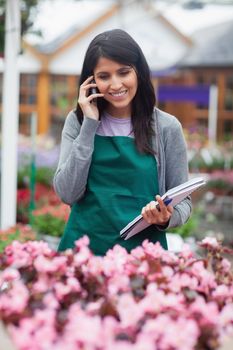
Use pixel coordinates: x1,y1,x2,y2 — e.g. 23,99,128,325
77,76,104,121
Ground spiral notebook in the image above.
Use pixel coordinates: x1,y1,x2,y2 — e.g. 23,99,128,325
120,177,206,240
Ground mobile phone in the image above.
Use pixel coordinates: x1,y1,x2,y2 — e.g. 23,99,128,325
90,79,98,95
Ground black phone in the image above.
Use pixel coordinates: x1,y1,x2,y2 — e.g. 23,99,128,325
90,79,98,95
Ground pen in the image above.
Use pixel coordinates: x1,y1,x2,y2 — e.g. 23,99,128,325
164,197,172,206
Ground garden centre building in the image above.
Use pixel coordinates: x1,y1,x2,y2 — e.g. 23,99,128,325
0,0,232,140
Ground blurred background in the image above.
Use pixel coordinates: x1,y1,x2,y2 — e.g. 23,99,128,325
0,0,232,251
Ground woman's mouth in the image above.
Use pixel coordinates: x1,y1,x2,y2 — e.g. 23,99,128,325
109,90,127,98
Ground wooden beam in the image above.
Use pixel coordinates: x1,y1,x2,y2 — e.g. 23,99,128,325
50,4,120,60
37,72,50,134
22,40,49,71
147,4,193,47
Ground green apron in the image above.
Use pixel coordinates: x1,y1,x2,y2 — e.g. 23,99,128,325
58,135,167,255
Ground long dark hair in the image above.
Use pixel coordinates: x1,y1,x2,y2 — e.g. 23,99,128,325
75,29,156,154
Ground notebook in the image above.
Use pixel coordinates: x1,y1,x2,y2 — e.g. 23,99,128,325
120,177,206,240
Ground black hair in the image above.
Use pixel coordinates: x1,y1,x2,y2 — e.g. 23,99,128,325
75,29,156,154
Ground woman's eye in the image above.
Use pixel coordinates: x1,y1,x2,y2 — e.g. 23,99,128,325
119,70,130,76
98,75,109,80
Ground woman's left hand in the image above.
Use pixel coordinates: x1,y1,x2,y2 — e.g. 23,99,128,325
141,195,173,226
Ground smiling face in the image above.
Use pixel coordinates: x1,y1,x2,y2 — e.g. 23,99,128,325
93,57,138,118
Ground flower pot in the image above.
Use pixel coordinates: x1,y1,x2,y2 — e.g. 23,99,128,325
0,321,16,350
37,233,60,250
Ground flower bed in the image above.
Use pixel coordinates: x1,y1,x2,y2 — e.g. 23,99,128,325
32,203,70,238
17,184,61,223
0,237,233,350
0,225,36,253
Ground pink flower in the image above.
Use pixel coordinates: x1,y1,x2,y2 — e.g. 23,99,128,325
86,255,104,275
1,235,233,350
9,309,57,350
54,278,81,300
103,245,129,277
73,236,92,266
191,261,217,294
130,245,146,260
134,334,155,350
141,315,199,350
200,237,219,249
212,284,231,300
179,243,195,260
34,255,68,274
4,240,53,268
220,258,231,274
0,268,20,285
168,273,199,293
43,293,60,310
219,304,233,327
107,274,130,296
142,240,165,259
117,293,144,327
137,260,149,275
189,296,219,327
74,235,90,250
0,280,29,316
65,310,103,348
32,275,52,293
142,284,185,314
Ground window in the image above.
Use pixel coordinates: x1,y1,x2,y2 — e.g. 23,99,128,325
225,75,233,110
19,113,31,135
50,75,77,118
19,74,37,105
224,120,233,135
197,75,204,85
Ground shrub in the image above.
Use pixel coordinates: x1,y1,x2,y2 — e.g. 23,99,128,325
18,166,55,189
206,170,233,196
32,204,70,237
17,184,61,223
168,210,200,238
0,225,36,253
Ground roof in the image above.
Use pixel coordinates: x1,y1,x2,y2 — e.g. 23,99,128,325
25,0,115,47
180,20,233,67
24,0,192,74
155,1,233,35
2,1,233,74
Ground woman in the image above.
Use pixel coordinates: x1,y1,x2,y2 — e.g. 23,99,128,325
54,29,191,255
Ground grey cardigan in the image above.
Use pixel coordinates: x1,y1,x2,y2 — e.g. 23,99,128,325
53,108,192,229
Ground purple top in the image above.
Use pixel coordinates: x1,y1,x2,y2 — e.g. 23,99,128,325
96,112,134,137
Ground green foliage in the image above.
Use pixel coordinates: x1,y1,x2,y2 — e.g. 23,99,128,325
32,213,65,237
189,155,230,172
207,178,233,194
0,0,42,55
18,166,54,188
0,225,36,252
169,209,200,239
0,230,20,253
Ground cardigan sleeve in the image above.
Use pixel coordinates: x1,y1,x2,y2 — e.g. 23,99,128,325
159,113,192,229
53,111,100,205
160,115,192,229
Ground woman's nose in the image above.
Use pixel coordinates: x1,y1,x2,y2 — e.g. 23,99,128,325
110,76,122,90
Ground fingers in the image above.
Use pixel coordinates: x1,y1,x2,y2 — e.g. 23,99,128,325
78,76,104,119
141,195,173,225
79,76,96,99
79,76,101,99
